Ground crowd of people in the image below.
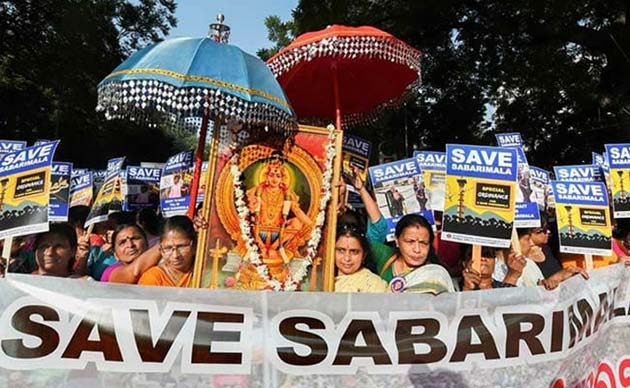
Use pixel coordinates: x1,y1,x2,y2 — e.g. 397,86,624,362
0,167,629,294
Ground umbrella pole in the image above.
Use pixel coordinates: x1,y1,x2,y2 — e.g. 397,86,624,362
187,107,211,219
333,62,342,131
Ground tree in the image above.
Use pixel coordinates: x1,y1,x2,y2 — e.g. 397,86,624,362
0,0,178,167
261,0,630,169
256,15,295,61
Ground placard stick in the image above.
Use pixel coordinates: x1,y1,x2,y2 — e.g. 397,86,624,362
471,244,481,273
3,237,12,277
511,227,522,256
584,254,594,270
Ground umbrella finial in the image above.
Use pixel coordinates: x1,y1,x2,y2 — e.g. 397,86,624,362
209,13,231,43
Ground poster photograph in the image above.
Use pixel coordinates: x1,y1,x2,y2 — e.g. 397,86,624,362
550,180,612,256
529,166,550,209
441,144,517,247
414,150,446,211
369,157,435,241
160,150,193,217
49,162,72,222
194,125,341,291
123,166,161,211
342,133,371,209
0,141,59,239
605,143,630,218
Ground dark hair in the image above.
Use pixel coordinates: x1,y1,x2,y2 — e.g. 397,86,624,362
161,215,196,244
516,227,531,238
136,208,161,236
463,245,504,261
336,223,371,260
34,223,78,271
111,223,147,248
68,206,90,229
394,214,443,266
35,223,78,251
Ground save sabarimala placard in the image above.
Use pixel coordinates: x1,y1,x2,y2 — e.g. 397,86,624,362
605,143,630,218
551,180,612,256
49,162,72,222
0,264,629,387
414,150,446,211
85,157,125,227
441,144,517,247
0,141,59,239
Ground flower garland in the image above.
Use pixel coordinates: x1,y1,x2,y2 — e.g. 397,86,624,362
231,125,337,290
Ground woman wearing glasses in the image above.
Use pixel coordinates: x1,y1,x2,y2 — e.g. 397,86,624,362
334,225,387,292
139,215,196,287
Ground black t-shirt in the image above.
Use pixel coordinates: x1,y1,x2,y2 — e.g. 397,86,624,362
536,245,563,278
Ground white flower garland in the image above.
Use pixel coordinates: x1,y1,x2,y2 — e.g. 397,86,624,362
231,125,337,290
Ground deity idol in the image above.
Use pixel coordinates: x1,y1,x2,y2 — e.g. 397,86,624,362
245,153,314,280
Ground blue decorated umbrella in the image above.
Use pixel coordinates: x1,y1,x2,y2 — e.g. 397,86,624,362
97,18,296,217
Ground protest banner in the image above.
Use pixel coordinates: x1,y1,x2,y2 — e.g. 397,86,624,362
0,265,628,387
0,141,59,239
414,150,446,211
605,143,630,218
71,168,88,178
369,157,435,241
442,144,517,247
69,171,93,208
122,166,161,211
550,180,612,256
529,166,550,209
495,132,539,228
0,140,26,156
85,157,125,227
342,134,372,209
92,169,107,193
48,162,72,222
160,151,193,218
553,164,604,183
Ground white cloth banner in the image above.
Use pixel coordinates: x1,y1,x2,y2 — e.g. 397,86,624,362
0,265,629,387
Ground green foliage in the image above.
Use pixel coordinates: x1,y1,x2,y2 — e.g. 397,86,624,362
261,0,630,168
256,15,295,61
0,0,178,168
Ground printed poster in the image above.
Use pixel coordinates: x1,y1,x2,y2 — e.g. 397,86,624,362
553,164,604,183
342,134,372,209
550,180,611,256
0,141,59,239
605,143,630,218
160,151,193,217
92,169,107,193
495,132,539,227
71,168,89,177
69,171,93,208
593,151,613,193
529,166,550,210
368,157,435,241
441,144,518,247
85,157,125,227
49,162,72,222
196,161,209,206
414,150,446,211
123,166,161,211
0,140,26,156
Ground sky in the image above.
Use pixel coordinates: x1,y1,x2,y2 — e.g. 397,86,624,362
167,0,299,56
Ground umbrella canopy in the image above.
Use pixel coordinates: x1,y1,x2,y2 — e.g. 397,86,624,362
267,25,422,128
98,37,295,132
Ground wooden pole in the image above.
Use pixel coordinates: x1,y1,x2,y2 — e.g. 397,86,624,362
324,129,343,291
192,118,220,288
471,244,481,273
209,239,227,289
584,254,594,270
187,103,211,219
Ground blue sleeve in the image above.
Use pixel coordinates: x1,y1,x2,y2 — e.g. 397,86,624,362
366,216,388,243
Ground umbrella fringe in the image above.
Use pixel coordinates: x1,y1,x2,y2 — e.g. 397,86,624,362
96,79,298,136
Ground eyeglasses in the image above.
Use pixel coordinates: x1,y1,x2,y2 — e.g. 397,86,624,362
160,242,193,256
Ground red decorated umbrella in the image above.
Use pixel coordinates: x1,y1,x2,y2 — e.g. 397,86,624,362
267,24,422,129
